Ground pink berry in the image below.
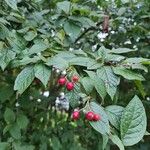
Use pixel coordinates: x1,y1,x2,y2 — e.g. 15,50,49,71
72,75,79,82
58,77,67,85
93,114,101,121
66,82,74,91
72,111,80,120
85,111,94,121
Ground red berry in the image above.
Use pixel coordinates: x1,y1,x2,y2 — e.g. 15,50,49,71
58,77,67,85
93,114,101,121
66,82,74,91
72,111,80,120
72,75,79,82
85,111,94,121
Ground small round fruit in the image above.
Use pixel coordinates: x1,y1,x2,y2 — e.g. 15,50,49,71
58,77,67,85
72,75,79,82
66,82,74,91
93,114,101,121
85,111,94,121
72,111,80,120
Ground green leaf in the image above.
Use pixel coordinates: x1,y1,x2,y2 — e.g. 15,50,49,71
130,63,148,72
123,58,148,72
97,46,108,62
110,134,125,150
52,52,79,67
120,95,147,146
66,92,80,108
0,41,5,48
69,16,96,28
125,57,150,64
81,77,94,94
14,66,35,94
105,105,124,130
0,24,9,40
106,54,125,62
71,49,86,56
124,57,150,67
111,48,136,54
78,17,96,28
3,125,12,135
69,57,96,67
24,29,37,41
113,67,145,81
46,56,69,70
121,0,130,4
89,102,110,134
97,66,120,100
57,1,71,14
9,123,21,139
87,62,102,70
7,32,27,53
141,61,150,65
64,21,81,41
0,49,16,70
145,131,150,136
117,7,126,16
98,47,125,62
0,85,14,103
13,142,35,150
5,0,18,11
56,52,76,60
17,27,30,33
34,64,51,87
102,135,109,150
17,114,29,129
134,80,146,98
86,71,107,99
0,17,10,25
26,42,48,55
4,108,15,124
11,56,41,67
51,136,62,150
55,29,66,45
0,142,9,150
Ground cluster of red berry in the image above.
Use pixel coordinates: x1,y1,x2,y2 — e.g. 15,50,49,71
72,111,101,121
58,75,79,91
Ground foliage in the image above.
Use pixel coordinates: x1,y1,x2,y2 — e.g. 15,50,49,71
0,0,150,149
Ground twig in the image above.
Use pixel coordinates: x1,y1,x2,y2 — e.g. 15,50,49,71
74,21,103,43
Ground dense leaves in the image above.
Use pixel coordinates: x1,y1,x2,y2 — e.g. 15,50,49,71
0,0,149,149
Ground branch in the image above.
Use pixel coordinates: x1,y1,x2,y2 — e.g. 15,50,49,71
74,21,103,43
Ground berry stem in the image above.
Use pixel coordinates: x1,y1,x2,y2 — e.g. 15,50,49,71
79,97,92,112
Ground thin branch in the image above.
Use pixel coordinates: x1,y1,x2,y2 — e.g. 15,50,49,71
74,21,103,43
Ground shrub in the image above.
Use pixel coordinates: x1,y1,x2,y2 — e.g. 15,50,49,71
0,0,150,149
